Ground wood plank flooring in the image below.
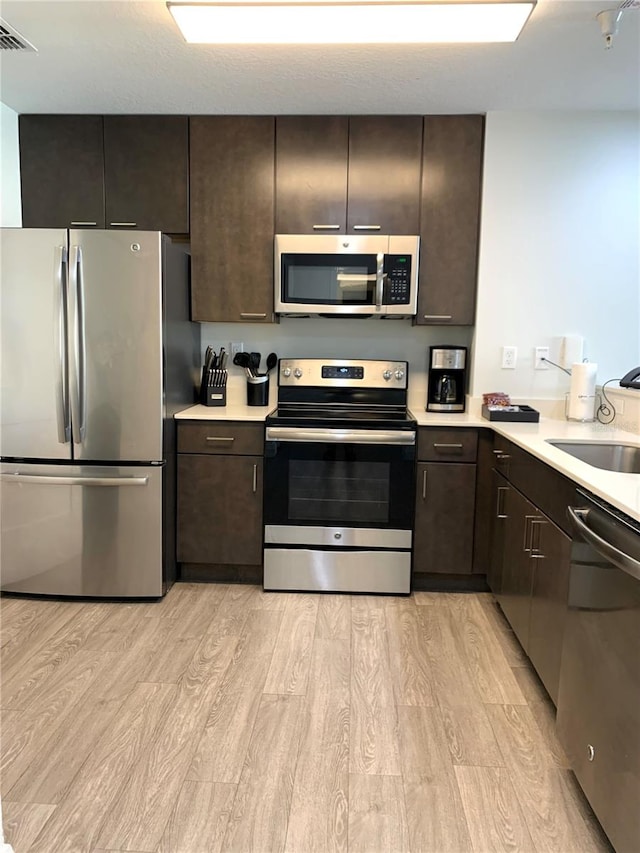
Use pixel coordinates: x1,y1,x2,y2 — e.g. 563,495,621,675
0,585,613,853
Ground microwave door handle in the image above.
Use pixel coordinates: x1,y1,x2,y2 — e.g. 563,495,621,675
375,254,384,311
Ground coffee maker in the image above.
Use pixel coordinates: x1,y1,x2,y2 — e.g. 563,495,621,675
427,346,467,412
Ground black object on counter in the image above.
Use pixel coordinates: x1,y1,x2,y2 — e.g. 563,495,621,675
200,368,227,406
481,404,539,423
247,373,269,406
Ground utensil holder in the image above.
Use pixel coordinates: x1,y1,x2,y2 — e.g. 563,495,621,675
246,374,269,406
200,368,227,407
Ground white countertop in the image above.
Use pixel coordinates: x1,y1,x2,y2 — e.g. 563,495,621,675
175,403,274,422
175,403,640,522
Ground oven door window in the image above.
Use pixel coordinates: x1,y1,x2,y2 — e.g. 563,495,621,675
281,253,379,306
264,440,415,529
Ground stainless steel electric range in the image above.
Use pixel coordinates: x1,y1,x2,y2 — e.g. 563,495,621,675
263,358,416,594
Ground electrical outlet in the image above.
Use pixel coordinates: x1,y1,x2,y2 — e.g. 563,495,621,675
501,346,517,369
230,342,244,356
535,346,550,370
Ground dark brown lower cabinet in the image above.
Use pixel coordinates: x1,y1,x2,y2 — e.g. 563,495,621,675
494,460,571,705
528,517,571,705
497,486,538,651
177,454,263,568
413,461,476,575
487,468,509,593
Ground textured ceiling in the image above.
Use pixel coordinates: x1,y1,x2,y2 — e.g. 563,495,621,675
0,0,638,115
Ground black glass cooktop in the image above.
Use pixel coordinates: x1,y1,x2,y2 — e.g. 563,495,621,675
266,405,417,431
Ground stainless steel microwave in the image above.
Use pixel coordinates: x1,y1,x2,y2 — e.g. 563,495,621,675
274,234,420,318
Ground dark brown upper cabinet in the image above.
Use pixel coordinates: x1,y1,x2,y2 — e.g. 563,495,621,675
275,116,349,234
189,116,275,323
20,115,106,229
347,116,423,234
19,114,189,233
417,114,484,326
275,115,423,235
103,116,189,233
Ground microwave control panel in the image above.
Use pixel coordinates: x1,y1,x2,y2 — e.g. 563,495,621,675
383,255,412,304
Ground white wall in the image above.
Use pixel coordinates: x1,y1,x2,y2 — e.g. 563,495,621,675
472,111,640,404
201,321,472,411
0,103,21,227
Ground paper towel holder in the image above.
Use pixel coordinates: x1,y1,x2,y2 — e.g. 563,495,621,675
564,393,598,422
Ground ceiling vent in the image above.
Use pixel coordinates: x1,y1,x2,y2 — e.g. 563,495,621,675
0,19,37,51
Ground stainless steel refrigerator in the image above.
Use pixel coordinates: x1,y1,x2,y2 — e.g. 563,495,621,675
0,228,200,597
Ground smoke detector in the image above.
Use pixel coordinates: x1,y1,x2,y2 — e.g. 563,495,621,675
0,18,37,51
597,0,640,48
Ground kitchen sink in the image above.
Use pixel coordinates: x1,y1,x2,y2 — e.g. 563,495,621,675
546,440,640,473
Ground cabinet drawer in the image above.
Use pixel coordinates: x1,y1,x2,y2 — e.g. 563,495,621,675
417,428,477,462
178,421,264,455
492,436,576,535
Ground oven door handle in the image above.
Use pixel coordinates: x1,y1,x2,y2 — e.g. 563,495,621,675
265,426,416,446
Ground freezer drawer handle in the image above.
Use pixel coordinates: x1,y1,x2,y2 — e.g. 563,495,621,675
568,506,640,581
1,473,149,487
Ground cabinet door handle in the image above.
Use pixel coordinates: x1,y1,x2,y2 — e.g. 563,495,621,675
422,468,427,500
70,221,97,227
206,436,234,442
433,443,463,450
352,225,381,231
423,314,453,321
312,224,340,230
240,313,267,319
496,486,508,518
530,518,547,557
109,222,137,227
252,464,258,494
523,515,537,551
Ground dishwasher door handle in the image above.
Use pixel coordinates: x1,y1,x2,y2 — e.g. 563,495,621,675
568,506,640,581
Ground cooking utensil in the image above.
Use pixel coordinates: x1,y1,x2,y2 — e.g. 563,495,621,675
249,352,261,375
233,351,250,369
266,352,278,374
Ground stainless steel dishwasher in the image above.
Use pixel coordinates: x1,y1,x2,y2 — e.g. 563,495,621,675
557,489,640,853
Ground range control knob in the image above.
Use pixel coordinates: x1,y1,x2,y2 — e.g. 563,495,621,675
294,368,303,379
282,367,291,378
395,369,405,381
383,369,392,381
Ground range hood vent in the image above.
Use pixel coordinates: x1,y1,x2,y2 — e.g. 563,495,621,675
0,19,37,51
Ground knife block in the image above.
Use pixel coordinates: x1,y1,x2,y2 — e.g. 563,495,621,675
200,368,227,407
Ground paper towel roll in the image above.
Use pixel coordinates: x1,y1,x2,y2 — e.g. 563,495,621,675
567,362,597,421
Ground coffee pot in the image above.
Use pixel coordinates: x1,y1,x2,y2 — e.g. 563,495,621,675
436,374,457,404
427,346,467,412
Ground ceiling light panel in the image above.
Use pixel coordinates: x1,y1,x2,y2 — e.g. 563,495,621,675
167,1,536,44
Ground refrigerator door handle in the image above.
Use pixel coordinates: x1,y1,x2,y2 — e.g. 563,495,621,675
0,472,149,487
55,244,71,443
68,244,87,444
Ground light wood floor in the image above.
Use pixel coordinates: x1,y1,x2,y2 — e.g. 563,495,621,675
0,584,612,853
